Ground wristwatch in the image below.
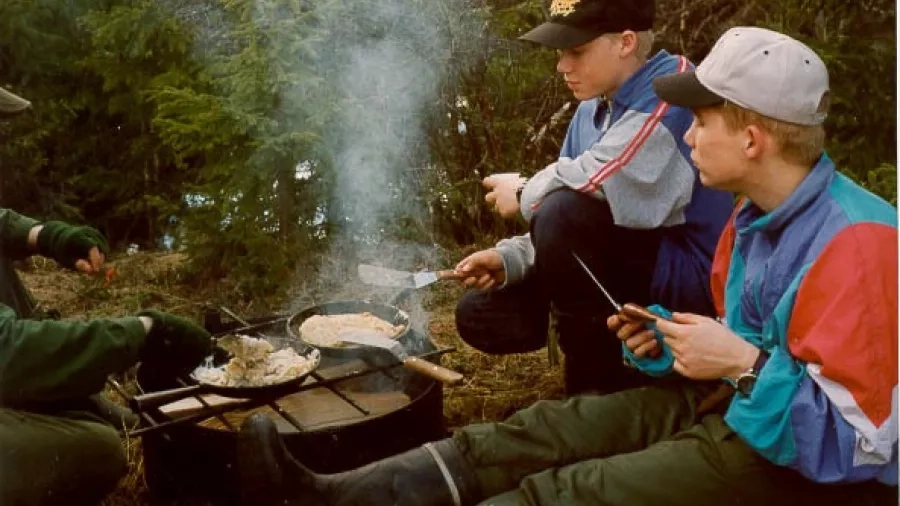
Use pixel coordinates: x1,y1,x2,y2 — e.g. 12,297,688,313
735,349,770,396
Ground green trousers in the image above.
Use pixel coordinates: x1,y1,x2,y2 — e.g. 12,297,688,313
0,406,127,506
453,380,895,506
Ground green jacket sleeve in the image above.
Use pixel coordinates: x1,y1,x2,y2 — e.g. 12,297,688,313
0,304,147,406
0,208,39,260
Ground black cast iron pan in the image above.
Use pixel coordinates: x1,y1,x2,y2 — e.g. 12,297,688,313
285,300,411,360
132,336,321,412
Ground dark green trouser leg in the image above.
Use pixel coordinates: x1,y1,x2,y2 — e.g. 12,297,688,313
454,381,892,506
452,379,714,499
0,408,127,506
474,414,894,506
474,414,778,506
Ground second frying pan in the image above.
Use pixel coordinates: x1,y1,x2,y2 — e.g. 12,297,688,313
285,300,411,360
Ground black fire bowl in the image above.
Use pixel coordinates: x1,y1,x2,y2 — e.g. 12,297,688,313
141,315,448,505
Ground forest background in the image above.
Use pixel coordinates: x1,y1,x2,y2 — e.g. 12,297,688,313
2,1,896,503
1,0,896,305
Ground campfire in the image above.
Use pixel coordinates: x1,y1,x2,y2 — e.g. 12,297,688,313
110,303,455,504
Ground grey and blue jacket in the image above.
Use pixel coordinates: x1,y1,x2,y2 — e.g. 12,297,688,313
496,50,734,313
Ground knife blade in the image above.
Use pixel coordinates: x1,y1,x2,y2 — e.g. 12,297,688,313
571,252,659,323
571,252,621,311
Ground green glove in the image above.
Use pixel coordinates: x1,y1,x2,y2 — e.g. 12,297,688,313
137,310,214,381
36,220,109,270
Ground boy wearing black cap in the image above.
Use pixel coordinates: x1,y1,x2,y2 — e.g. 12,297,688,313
238,27,896,506
453,0,734,395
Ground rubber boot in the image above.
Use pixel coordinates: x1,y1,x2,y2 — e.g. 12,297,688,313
238,413,482,506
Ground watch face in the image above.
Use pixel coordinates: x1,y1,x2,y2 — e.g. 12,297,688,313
736,374,756,396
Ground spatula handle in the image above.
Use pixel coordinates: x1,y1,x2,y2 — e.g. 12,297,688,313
402,356,464,385
436,269,463,281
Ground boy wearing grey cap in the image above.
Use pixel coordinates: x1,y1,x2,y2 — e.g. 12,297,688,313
453,0,734,395
238,27,897,506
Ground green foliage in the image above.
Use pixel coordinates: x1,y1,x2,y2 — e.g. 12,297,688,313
756,0,896,189
861,164,898,205
426,0,566,245
1,0,896,302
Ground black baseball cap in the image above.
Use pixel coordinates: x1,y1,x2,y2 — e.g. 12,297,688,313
520,0,655,50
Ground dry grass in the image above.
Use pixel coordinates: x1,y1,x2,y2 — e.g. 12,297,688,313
18,252,563,505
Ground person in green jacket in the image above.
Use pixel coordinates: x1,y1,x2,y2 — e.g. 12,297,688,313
0,85,213,506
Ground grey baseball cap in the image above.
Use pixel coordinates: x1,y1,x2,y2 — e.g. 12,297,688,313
0,85,31,115
653,26,830,125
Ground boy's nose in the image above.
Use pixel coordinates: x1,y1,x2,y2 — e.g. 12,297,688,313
556,54,572,74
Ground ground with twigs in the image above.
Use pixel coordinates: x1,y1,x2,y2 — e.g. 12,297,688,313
19,252,563,506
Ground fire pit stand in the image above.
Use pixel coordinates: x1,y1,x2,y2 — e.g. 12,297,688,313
110,308,453,505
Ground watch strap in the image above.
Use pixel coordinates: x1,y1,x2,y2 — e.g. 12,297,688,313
751,349,770,374
734,349,770,396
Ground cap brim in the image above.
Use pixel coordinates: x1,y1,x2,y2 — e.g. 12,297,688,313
0,86,32,115
653,72,724,109
519,22,600,50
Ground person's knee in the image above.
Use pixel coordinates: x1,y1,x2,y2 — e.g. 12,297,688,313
455,289,547,354
0,417,127,506
455,290,515,353
67,423,128,503
531,190,614,248
455,290,489,346
91,424,129,480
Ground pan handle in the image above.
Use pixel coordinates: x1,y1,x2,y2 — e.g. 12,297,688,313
401,356,464,385
131,384,204,412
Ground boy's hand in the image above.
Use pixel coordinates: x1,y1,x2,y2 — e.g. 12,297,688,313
455,249,506,290
607,313,661,358
654,313,758,380
483,173,526,219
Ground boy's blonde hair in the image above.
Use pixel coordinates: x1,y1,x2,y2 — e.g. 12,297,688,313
635,30,655,60
604,30,655,61
721,101,825,166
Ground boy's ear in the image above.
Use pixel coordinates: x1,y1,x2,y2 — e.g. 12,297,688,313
619,30,638,57
743,125,767,159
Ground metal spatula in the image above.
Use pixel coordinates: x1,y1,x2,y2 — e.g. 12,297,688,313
357,264,459,289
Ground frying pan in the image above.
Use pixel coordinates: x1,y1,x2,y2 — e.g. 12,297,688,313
285,300,411,360
133,336,321,412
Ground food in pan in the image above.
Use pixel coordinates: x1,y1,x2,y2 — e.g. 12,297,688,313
298,312,404,347
192,335,316,387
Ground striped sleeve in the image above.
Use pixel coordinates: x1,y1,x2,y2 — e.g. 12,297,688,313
784,223,898,483
525,57,695,229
